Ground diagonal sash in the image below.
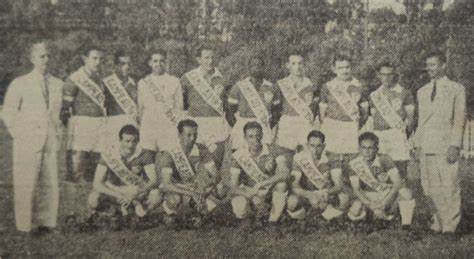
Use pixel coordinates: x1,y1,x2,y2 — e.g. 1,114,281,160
279,78,314,125
102,149,145,186
186,69,224,116
103,74,138,118
144,76,181,126
69,68,105,113
370,88,406,130
169,146,196,183
327,80,359,121
238,79,270,127
233,148,270,183
349,156,392,193
294,151,327,190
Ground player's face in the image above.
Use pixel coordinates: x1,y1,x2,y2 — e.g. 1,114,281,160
426,57,445,79
359,139,378,162
120,134,138,156
180,126,198,148
83,50,103,74
249,57,264,78
30,43,49,74
333,60,352,81
307,137,325,159
117,56,131,77
149,54,166,75
245,128,263,150
197,49,215,71
378,66,396,87
287,55,304,77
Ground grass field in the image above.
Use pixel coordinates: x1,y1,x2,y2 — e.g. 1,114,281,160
1,119,474,258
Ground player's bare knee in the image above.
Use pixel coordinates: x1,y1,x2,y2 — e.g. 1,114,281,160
349,200,364,216
398,188,413,200
252,195,266,209
273,182,288,193
287,194,300,212
231,196,249,218
87,191,101,210
148,189,163,205
338,192,351,209
165,193,182,210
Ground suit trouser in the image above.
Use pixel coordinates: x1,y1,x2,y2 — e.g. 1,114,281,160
12,134,59,232
420,154,461,233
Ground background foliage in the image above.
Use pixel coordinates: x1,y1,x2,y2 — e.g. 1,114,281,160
0,0,472,116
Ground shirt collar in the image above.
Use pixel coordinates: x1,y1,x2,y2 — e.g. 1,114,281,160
197,67,222,79
246,143,270,160
189,144,200,157
31,69,49,81
370,155,381,168
382,83,403,93
117,146,142,163
431,75,449,85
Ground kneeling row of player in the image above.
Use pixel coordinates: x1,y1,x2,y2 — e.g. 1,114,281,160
88,119,415,227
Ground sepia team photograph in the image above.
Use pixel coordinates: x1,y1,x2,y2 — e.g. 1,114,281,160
0,0,473,258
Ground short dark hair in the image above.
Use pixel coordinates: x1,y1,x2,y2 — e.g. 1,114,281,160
332,53,352,65
426,51,447,64
243,121,263,135
307,130,325,143
195,44,215,58
287,51,304,62
149,48,167,60
177,119,198,134
79,44,102,58
377,60,397,71
114,49,130,65
119,124,139,141
358,132,379,147
248,55,265,66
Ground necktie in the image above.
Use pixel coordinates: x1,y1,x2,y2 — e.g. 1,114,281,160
431,80,436,102
41,75,50,108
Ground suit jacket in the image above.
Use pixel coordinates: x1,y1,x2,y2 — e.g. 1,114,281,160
414,76,466,154
2,70,64,151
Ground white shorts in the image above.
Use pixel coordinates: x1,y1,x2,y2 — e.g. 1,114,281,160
231,116,275,150
103,114,137,150
276,115,319,149
139,117,179,151
67,116,105,152
320,118,359,154
374,128,410,161
191,116,230,145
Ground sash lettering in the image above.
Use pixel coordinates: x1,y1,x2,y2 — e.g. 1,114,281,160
186,70,224,115
238,79,270,127
294,151,326,189
279,78,314,125
103,74,138,119
370,88,406,130
327,81,359,121
102,150,145,186
233,149,269,183
144,76,181,126
349,156,392,193
170,146,195,183
70,68,105,113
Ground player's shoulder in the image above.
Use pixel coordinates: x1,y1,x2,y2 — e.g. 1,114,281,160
442,77,466,92
195,143,211,153
268,143,293,157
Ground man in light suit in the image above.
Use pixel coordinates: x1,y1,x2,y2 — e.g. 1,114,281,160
2,40,64,233
414,51,466,234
